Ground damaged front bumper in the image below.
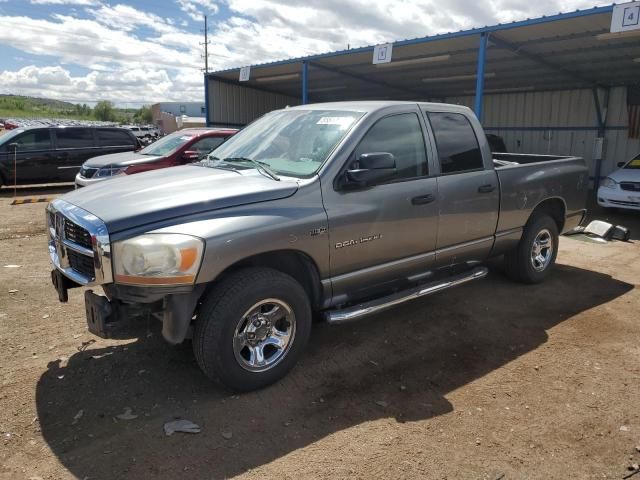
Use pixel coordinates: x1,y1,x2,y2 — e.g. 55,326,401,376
50,271,205,344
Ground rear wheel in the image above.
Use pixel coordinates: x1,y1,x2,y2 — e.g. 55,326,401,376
504,214,559,284
192,268,312,391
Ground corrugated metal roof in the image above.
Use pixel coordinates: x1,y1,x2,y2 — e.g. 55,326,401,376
207,4,640,102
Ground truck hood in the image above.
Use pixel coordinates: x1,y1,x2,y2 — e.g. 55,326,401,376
62,164,299,233
608,168,640,183
84,151,162,168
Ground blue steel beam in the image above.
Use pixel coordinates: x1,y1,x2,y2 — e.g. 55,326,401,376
474,32,488,122
204,74,210,127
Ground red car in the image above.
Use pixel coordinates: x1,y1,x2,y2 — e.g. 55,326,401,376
75,127,238,187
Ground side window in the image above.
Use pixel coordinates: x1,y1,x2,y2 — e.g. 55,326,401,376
56,128,94,149
97,129,136,147
190,137,226,158
13,130,52,151
353,113,428,180
428,112,484,174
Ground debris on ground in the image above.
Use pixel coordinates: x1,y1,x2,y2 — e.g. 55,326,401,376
8,289,18,294
71,410,84,425
115,408,138,421
620,425,630,432
629,464,640,471
221,430,233,440
375,400,388,408
78,339,96,352
3,264,21,268
163,419,201,436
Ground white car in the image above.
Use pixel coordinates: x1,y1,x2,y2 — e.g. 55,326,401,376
597,154,640,211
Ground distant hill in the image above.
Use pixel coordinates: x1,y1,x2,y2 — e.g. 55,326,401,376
0,95,141,123
0,94,94,120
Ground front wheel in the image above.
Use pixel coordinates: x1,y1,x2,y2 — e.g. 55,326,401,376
192,268,312,391
504,214,559,284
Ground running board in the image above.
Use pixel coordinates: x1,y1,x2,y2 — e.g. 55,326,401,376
325,266,488,325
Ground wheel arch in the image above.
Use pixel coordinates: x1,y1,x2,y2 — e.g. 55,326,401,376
527,197,566,233
211,249,324,311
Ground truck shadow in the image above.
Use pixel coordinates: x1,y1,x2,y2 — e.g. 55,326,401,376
35,264,633,479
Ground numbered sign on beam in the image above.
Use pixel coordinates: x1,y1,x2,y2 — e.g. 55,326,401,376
611,2,640,33
239,66,251,82
372,43,393,65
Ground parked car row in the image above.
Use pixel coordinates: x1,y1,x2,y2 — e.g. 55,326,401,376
0,126,237,187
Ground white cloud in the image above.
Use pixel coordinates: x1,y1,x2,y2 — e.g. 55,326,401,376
0,0,610,105
177,0,219,21
30,0,99,5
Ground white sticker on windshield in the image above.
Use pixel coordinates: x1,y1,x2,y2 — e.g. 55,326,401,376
317,117,353,127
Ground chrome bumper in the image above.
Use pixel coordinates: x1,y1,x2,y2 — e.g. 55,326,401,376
47,199,113,286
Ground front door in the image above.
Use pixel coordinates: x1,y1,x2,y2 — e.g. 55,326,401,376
321,110,439,303
7,129,54,184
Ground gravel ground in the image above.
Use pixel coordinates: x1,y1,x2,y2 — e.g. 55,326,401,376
0,186,639,480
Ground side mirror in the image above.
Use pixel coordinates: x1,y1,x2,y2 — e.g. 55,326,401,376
617,161,626,168
182,150,200,162
346,152,396,187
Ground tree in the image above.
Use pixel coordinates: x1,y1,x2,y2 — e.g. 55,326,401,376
93,100,117,122
133,105,152,124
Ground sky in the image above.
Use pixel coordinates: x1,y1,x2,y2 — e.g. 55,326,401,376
0,0,611,107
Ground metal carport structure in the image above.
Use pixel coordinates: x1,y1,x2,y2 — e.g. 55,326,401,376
204,4,640,180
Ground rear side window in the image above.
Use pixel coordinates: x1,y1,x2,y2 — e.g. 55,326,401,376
56,128,94,149
190,136,226,158
428,112,483,174
97,129,136,147
13,130,51,151
354,113,428,180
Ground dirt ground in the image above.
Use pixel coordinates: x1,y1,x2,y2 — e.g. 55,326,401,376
1,185,639,480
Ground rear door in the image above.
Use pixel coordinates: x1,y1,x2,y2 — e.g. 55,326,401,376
424,110,499,266
4,129,54,184
321,108,439,302
53,128,98,181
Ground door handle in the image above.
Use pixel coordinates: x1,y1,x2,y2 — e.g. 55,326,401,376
411,194,436,205
478,184,496,193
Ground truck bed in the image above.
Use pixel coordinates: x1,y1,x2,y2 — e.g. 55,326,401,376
492,152,588,236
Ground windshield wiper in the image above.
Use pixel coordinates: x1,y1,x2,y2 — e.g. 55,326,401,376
197,156,242,174
222,157,280,181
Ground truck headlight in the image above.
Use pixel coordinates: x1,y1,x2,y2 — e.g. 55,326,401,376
600,177,618,189
112,234,204,285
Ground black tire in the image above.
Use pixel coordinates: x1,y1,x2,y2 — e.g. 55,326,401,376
193,267,312,392
504,213,559,284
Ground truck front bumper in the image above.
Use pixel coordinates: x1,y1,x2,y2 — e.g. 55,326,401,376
58,280,206,343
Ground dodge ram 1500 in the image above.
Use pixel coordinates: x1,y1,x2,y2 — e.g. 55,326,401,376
47,101,588,391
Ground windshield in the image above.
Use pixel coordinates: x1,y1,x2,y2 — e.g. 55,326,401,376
623,154,640,169
204,109,363,178
140,131,195,156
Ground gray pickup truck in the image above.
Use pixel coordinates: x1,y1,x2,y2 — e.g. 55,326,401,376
47,101,588,391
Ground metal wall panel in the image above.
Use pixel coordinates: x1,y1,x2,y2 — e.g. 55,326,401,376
207,78,300,126
446,87,638,176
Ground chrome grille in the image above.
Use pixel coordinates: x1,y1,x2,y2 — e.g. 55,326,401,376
64,221,92,249
67,248,95,278
47,200,112,286
620,182,640,192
